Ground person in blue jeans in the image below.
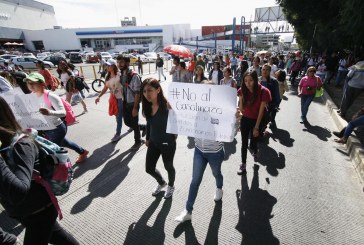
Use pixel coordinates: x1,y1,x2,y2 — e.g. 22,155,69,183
175,80,225,223
25,72,89,164
334,107,364,144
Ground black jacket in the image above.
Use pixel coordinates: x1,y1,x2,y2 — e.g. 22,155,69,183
208,69,224,83
0,137,51,218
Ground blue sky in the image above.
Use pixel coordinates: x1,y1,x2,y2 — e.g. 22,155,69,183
37,0,279,29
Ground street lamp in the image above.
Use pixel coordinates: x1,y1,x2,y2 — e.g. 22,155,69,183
240,16,245,54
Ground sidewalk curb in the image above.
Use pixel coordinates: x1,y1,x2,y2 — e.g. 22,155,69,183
322,89,364,183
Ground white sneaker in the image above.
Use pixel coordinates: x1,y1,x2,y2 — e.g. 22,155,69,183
214,188,223,201
164,185,175,199
152,182,166,196
175,209,192,223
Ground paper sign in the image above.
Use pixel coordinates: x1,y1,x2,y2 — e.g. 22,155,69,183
166,82,237,142
1,91,55,130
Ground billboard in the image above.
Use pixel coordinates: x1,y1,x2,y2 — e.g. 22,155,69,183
255,6,286,22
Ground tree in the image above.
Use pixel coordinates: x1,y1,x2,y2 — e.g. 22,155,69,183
277,0,364,53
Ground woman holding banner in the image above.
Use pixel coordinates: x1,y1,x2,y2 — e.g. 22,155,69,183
25,72,89,164
237,70,271,175
175,80,226,223
141,78,176,199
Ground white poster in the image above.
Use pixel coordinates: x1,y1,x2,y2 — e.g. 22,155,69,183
166,82,237,142
1,91,55,130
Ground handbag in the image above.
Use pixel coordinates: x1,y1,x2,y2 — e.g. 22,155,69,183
315,77,323,97
108,94,118,116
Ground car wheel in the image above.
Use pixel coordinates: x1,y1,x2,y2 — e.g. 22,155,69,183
45,64,51,68
19,65,24,70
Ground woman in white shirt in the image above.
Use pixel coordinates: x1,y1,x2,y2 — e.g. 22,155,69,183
58,61,88,113
95,59,124,142
25,72,89,164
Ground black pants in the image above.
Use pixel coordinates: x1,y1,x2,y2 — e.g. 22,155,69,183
18,205,79,245
145,140,176,186
123,102,141,142
240,117,258,164
0,227,17,245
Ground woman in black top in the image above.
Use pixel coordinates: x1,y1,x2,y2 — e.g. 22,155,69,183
193,65,207,83
141,78,176,199
0,96,79,245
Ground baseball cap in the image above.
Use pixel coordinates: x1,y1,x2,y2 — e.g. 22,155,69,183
106,59,117,66
23,72,45,83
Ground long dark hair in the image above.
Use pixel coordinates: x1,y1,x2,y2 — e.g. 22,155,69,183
141,78,168,120
0,96,23,147
241,70,259,108
105,65,119,81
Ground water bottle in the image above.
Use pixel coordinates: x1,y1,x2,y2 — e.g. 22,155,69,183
56,148,69,163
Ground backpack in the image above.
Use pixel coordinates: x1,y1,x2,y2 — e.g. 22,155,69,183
6,130,74,219
74,76,90,92
44,91,76,126
122,69,143,103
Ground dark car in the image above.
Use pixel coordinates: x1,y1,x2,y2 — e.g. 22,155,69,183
69,52,83,63
42,56,67,66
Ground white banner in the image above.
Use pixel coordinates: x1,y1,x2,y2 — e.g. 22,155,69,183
1,91,55,130
166,82,237,142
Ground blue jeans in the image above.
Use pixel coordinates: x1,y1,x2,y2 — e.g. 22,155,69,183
43,122,85,155
186,147,224,213
301,94,315,120
344,115,364,138
115,99,123,135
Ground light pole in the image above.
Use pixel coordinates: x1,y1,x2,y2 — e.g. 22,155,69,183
232,17,236,54
240,16,245,54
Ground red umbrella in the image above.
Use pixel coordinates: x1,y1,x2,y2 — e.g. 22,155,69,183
163,44,193,58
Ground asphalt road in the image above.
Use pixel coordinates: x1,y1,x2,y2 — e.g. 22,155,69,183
1,71,364,244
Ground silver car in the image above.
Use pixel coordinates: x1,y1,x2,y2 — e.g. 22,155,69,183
9,57,55,69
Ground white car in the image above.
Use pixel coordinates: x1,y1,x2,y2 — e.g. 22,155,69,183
144,52,158,62
100,52,112,61
22,53,37,59
135,54,149,63
9,57,55,69
111,52,120,59
157,52,172,60
0,54,17,60
37,52,51,59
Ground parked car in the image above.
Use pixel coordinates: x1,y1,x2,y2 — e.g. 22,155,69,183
85,53,99,63
9,57,55,69
0,54,17,60
37,52,51,59
0,57,6,67
157,52,172,60
144,52,158,62
69,52,83,63
100,52,112,61
22,53,37,59
111,52,120,59
41,55,67,66
135,54,149,63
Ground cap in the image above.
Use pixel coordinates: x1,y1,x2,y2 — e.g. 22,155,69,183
23,72,45,83
106,59,117,66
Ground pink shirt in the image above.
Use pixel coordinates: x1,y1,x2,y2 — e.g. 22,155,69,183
299,75,323,95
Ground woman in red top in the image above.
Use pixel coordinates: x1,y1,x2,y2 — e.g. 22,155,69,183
36,60,56,91
237,70,271,175
298,66,323,123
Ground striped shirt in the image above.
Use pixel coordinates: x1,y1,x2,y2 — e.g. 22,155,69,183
195,138,224,153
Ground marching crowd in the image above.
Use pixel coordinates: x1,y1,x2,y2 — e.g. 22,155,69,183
0,49,364,244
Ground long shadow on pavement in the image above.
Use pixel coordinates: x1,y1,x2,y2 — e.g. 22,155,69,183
204,201,223,245
72,131,129,178
302,121,332,141
71,148,137,214
257,137,286,177
236,165,279,245
174,221,201,245
124,197,172,245
270,126,295,147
